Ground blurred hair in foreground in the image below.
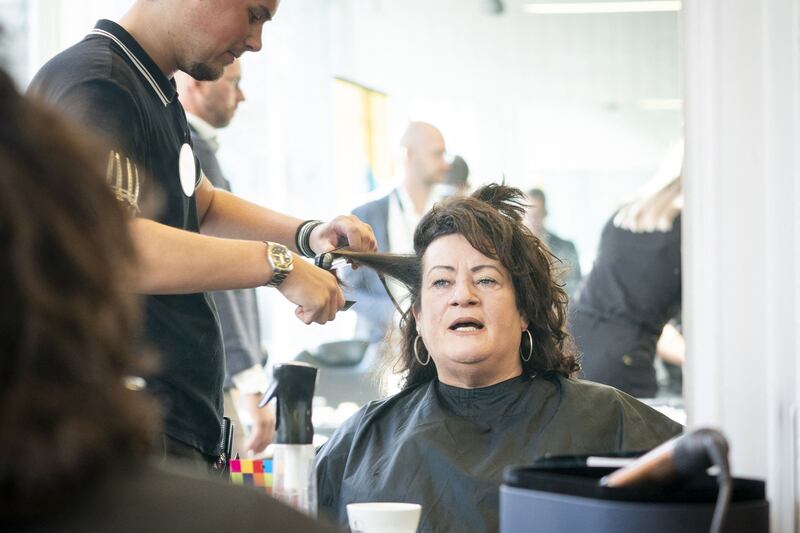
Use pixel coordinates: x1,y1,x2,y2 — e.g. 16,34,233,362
0,67,159,520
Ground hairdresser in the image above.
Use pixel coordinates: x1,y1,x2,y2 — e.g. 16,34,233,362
28,0,377,469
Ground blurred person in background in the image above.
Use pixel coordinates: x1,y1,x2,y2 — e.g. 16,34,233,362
0,67,337,533
28,0,377,467
343,121,450,344
438,154,470,198
569,145,683,398
176,61,275,458
524,188,582,300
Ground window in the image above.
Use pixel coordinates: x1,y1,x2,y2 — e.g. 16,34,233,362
332,78,392,195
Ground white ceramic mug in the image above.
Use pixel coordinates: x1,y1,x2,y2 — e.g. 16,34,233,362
346,502,422,533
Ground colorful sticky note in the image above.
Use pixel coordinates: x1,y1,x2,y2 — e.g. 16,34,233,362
229,460,273,495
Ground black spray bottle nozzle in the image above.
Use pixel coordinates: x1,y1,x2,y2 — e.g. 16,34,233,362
258,362,318,445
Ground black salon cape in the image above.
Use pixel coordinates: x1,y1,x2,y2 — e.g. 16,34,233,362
316,374,682,533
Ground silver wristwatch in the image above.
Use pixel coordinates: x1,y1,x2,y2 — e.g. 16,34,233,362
264,241,294,288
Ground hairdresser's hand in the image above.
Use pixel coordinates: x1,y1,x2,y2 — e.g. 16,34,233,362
242,393,275,456
278,255,345,324
309,215,377,254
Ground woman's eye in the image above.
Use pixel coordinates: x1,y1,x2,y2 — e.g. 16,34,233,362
249,9,264,23
432,279,451,288
477,278,497,286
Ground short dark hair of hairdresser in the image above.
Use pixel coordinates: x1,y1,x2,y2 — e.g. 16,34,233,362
0,69,159,519
336,184,579,389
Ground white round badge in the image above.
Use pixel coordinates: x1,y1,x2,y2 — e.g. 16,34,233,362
178,143,197,197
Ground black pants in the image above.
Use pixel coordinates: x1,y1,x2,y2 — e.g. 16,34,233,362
160,434,217,472
570,309,659,398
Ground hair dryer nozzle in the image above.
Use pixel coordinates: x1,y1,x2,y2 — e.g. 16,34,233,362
600,428,729,488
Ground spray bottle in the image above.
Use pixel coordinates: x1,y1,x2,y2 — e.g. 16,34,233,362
259,362,318,517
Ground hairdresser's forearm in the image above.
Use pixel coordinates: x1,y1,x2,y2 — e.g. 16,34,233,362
129,218,272,294
196,179,303,252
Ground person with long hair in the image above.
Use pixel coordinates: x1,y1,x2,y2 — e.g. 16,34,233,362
315,184,682,533
570,146,683,398
0,68,336,532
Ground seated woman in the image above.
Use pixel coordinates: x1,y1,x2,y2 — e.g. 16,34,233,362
0,69,335,533
315,184,683,533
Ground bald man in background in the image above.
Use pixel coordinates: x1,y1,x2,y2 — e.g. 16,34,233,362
176,61,275,457
343,122,449,344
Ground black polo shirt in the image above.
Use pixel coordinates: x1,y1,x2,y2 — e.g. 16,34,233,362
29,20,225,457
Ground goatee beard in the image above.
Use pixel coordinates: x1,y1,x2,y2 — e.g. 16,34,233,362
185,62,222,82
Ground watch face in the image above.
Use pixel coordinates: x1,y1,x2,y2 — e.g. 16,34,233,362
270,245,293,269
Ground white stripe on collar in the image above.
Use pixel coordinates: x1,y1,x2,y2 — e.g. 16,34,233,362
89,28,170,107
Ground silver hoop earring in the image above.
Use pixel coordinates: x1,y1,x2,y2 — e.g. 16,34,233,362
521,329,533,362
414,335,431,366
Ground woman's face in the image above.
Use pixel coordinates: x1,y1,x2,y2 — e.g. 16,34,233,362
413,234,528,388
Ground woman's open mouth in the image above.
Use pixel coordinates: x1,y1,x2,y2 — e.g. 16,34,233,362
448,319,485,333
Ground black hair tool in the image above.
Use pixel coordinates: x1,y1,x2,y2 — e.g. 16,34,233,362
315,251,351,271
313,248,356,311
314,246,406,316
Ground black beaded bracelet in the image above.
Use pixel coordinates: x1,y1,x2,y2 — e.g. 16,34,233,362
295,220,323,258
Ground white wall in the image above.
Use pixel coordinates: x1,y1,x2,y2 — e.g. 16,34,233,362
25,0,130,83
683,0,800,530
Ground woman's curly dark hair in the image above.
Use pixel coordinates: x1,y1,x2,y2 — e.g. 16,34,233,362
0,69,159,519
336,183,579,389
